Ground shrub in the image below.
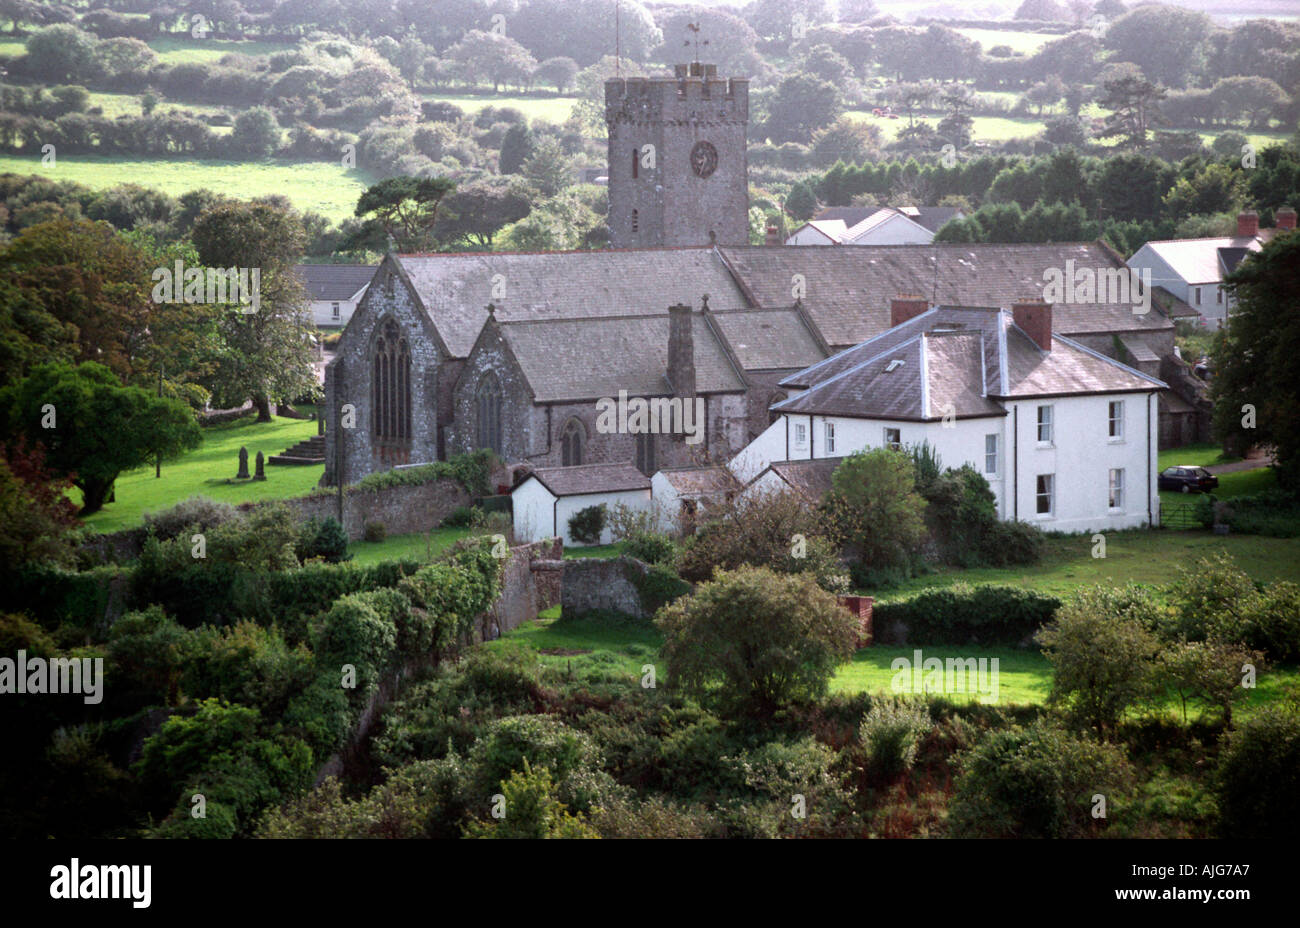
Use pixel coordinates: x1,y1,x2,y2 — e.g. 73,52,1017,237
462,760,598,839
441,505,478,528
656,566,858,716
352,449,495,497
363,521,387,543
142,495,237,541
467,715,603,801
310,591,401,696
622,530,677,566
949,720,1133,838
858,695,934,780
629,562,692,615
824,448,928,572
873,584,1060,645
568,504,606,545
980,519,1045,566
296,515,351,563
1157,639,1264,726
1214,701,1300,837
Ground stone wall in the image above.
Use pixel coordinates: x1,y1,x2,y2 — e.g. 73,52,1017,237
558,555,651,619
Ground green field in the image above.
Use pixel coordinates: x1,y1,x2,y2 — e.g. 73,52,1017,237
0,154,371,221
147,36,290,65
420,92,578,125
84,90,228,121
80,413,324,533
1156,442,1276,515
348,528,471,565
952,27,1058,55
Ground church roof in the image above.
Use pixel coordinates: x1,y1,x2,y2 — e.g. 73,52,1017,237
497,312,746,402
707,308,825,371
524,463,651,497
718,242,1173,348
397,249,750,358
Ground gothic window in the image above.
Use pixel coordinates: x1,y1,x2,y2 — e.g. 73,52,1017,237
560,418,584,466
635,432,656,476
476,373,503,456
372,319,411,462
631,209,639,234
632,148,639,179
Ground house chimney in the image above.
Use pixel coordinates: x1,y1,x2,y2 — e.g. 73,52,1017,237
1276,206,1297,230
667,303,696,397
890,295,929,327
1012,300,1053,351
1237,210,1259,238
765,224,780,246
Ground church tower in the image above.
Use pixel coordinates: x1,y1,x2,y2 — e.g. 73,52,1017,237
605,62,749,248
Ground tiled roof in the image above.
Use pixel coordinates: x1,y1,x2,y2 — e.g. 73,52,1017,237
776,306,1164,420
763,458,845,502
294,264,376,301
1138,237,1262,285
397,250,750,358
498,312,745,402
719,242,1171,348
655,465,740,497
708,308,825,371
525,462,651,497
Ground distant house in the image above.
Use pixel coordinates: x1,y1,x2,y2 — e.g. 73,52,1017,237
739,457,843,505
785,205,963,246
512,463,652,546
294,264,376,328
1126,209,1294,330
650,465,739,534
730,299,1167,533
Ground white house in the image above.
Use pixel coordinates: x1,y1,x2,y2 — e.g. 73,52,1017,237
294,264,376,328
650,465,740,534
785,205,963,246
730,299,1168,533
1125,209,1293,330
512,463,652,546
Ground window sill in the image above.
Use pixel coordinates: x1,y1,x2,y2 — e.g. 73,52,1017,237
1035,441,1054,449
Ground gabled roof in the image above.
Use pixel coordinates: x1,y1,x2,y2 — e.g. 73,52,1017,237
522,463,651,497
719,242,1170,348
708,307,825,371
497,312,745,402
775,306,1165,421
294,264,376,301
754,458,845,502
655,465,740,497
396,249,749,358
1137,237,1263,285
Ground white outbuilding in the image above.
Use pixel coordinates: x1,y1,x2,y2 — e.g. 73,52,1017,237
511,463,652,546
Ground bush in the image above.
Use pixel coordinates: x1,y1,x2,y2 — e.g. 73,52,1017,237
352,449,495,497
363,521,387,543
466,715,603,802
628,562,691,615
873,584,1060,645
310,592,401,696
656,566,859,716
142,495,238,541
1214,701,1300,837
980,519,1045,566
441,505,478,528
568,504,606,545
622,530,677,566
296,515,351,563
859,695,934,780
1206,489,1300,537
949,720,1133,838
824,448,928,572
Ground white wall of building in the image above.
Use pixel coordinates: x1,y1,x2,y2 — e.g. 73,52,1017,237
512,479,654,546
311,295,364,328
1127,245,1231,330
847,214,934,245
786,224,838,245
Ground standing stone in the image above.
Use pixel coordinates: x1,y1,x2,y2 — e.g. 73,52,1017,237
254,451,267,481
317,414,325,436
236,446,250,479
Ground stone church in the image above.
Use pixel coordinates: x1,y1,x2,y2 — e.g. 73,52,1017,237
322,61,1195,487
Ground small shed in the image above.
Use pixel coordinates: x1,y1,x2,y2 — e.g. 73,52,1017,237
512,463,652,546
740,458,845,505
651,465,740,535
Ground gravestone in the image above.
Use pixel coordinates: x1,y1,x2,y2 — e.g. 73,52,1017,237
254,451,267,481
236,446,250,479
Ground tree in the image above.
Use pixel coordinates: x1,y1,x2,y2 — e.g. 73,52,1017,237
436,184,531,248
1036,587,1162,736
25,24,98,83
447,30,536,93
882,81,937,131
0,441,79,567
1043,115,1088,149
1097,74,1167,151
765,75,842,145
1162,162,1245,220
809,117,879,168
1158,639,1263,726
1014,0,1064,20
655,566,858,716
190,199,316,421
0,361,201,514
532,56,578,94
824,448,927,572
786,181,818,222
1211,232,1300,488
230,107,281,158
521,137,572,198
1214,701,1300,838
1209,76,1287,129
498,123,533,175
350,175,456,253
1102,4,1212,89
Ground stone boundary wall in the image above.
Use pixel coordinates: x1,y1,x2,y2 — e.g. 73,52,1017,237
557,556,652,619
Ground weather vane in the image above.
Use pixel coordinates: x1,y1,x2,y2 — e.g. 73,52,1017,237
685,22,709,64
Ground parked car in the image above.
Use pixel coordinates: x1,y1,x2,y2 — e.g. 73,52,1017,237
1158,465,1219,493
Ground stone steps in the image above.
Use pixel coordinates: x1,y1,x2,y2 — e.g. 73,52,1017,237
269,434,325,465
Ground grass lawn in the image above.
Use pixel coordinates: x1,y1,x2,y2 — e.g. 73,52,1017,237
951,27,1057,55
0,154,372,223
1156,441,1276,516
420,92,577,125
564,543,623,559
147,36,291,64
80,413,323,533
864,529,1300,601
347,527,470,566
831,645,1051,704
491,606,662,681
84,90,228,121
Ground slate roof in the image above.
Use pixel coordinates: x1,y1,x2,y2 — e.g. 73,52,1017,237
294,264,376,301
655,465,740,497
718,243,1171,348
398,249,750,358
760,458,846,502
1137,237,1262,285
775,306,1165,420
524,463,651,497
497,312,745,402
811,205,960,235
707,308,825,371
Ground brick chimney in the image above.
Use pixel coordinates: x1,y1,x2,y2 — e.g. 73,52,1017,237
1012,300,1053,351
1237,210,1259,238
667,303,696,397
890,295,929,327
765,224,780,246
1276,206,1297,230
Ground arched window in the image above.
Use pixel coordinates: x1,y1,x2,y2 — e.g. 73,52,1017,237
560,418,584,466
631,209,639,234
632,148,639,179
372,318,411,462
635,432,656,476
476,373,503,456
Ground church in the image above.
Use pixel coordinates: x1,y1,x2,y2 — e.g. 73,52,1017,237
321,61,1193,488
